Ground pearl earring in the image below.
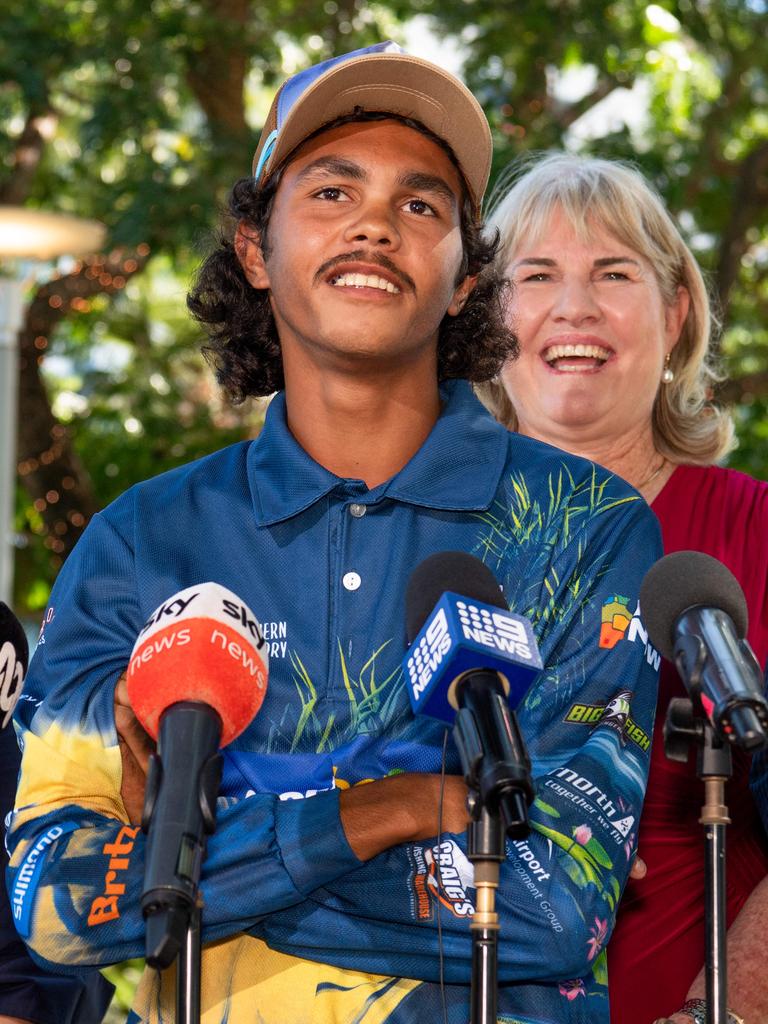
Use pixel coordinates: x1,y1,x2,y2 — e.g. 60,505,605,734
662,354,674,384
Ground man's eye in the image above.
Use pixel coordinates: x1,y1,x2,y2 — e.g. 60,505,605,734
404,198,436,216
521,272,551,282
314,187,348,201
602,270,629,281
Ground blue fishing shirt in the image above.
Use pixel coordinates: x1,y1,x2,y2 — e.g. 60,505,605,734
8,380,662,1023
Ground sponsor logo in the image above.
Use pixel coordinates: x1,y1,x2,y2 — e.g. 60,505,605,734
599,596,660,670
612,814,635,838
599,595,632,649
12,821,79,937
0,641,24,729
87,824,140,926
564,692,651,752
410,839,475,919
456,602,533,660
259,620,288,660
510,839,551,882
510,841,563,933
408,608,453,699
543,767,633,845
37,605,55,645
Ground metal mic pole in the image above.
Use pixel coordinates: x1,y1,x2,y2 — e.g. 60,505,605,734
698,726,731,1024
467,806,504,1024
664,699,730,1024
177,903,202,1024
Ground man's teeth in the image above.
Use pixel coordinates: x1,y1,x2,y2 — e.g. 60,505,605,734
544,343,611,363
331,272,400,293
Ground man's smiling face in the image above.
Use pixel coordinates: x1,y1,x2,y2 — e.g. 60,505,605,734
238,118,475,380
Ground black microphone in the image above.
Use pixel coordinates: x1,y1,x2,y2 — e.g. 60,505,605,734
405,551,536,837
639,551,768,750
126,582,269,968
0,603,29,730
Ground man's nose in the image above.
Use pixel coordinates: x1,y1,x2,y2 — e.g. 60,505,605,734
343,198,401,249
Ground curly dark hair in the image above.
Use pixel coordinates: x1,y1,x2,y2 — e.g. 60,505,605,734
188,112,517,402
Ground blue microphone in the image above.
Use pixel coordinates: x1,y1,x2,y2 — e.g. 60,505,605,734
404,552,539,836
403,555,542,723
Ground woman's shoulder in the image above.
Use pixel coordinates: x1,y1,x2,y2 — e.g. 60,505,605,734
654,462,768,569
660,463,768,510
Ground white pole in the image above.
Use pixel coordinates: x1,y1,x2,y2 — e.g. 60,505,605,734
0,274,27,607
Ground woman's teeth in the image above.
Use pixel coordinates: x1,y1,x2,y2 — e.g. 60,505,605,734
544,343,611,370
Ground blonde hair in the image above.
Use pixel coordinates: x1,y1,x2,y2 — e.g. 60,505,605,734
478,153,734,465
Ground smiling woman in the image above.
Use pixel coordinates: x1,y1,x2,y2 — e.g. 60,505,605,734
478,152,768,1024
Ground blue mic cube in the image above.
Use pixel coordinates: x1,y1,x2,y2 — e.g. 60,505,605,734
403,592,542,724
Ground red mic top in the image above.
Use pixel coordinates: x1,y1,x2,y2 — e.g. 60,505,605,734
126,582,268,745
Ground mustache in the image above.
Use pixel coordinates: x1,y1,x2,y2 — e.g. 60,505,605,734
314,250,415,293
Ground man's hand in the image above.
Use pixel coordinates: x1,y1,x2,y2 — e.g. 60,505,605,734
340,772,469,861
630,854,647,880
114,672,154,825
113,674,469,857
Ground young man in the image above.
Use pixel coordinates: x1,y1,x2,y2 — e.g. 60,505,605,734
8,44,661,1023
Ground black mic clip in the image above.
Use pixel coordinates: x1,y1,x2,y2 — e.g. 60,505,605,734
452,669,534,840
673,628,768,753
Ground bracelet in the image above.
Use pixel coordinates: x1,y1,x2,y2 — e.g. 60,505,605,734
680,998,745,1024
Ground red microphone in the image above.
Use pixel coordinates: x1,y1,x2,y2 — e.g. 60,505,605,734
126,581,268,744
126,582,268,968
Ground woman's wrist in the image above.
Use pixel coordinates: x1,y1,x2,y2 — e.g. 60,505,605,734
675,999,745,1024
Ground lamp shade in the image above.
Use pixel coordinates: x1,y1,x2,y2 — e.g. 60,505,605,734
0,207,105,259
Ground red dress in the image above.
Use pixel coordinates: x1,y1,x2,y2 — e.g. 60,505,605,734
608,464,768,1023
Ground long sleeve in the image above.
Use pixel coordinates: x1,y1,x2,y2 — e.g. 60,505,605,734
6,510,362,972
240,479,662,986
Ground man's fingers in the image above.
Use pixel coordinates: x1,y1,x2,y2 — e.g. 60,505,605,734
118,734,149,826
114,702,154,774
114,670,154,823
630,854,648,880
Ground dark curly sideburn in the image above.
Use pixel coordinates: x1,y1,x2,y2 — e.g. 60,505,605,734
188,112,517,402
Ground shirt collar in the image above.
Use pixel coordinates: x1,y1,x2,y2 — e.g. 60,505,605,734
248,380,509,526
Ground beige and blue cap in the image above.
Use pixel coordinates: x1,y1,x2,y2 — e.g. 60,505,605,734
252,41,492,211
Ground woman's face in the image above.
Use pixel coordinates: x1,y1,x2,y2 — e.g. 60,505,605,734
501,208,689,447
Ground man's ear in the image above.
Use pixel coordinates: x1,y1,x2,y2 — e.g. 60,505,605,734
235,220,271,290
447,274,478,317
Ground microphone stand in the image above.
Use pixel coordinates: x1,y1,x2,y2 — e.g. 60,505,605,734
665,698,731,1024
664,628,768,1024
453,673,534,1024
141,703,224,1024
177,902,202,1024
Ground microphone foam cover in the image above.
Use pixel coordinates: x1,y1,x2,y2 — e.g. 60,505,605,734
406,551,506,643
639,551,748,660
0,602,29,730
127,583,268,746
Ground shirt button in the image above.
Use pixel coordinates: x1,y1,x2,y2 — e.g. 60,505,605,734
343,572,362,591
348,503,366,518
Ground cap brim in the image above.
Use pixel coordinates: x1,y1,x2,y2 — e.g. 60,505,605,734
253,53,491,210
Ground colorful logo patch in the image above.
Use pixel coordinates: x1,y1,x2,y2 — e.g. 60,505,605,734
599,595,632,649
12,821,80,937
409,839,475,919
564,694,650,752
599,596,661,670
87,824,140,926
